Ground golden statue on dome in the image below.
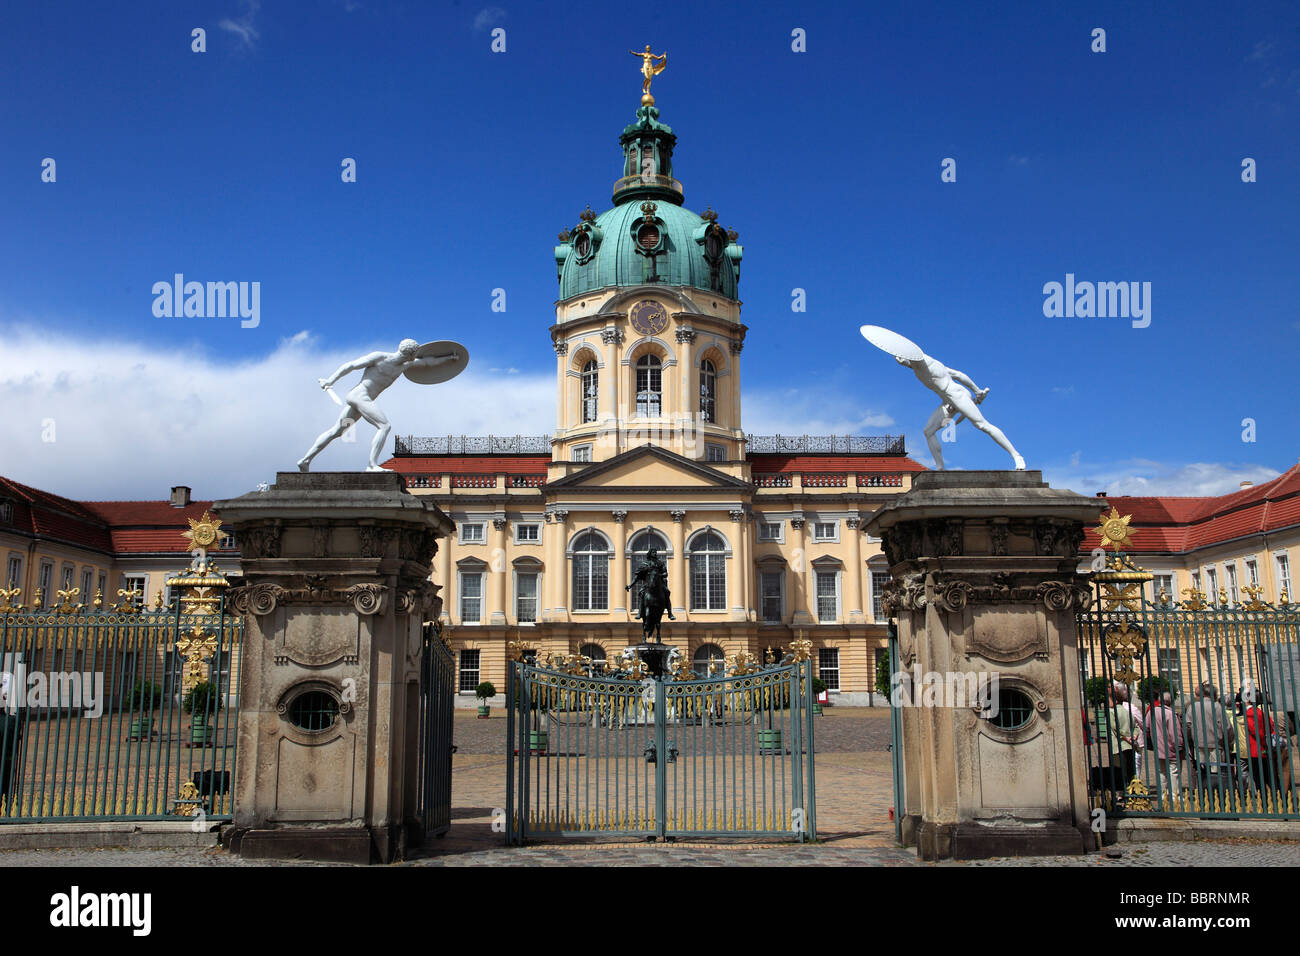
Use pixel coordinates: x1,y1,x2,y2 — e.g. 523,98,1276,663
630,44,667,104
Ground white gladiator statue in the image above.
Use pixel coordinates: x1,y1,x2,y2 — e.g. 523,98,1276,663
297,338,467,473
860,325,1025,471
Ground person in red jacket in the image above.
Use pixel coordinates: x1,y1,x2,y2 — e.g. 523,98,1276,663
1244,687,1282,798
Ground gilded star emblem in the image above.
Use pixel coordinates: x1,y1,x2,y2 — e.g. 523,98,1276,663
1094,507,1134,551
183,511,223,551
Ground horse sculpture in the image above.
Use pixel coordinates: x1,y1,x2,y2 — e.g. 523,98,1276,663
626,547,674,643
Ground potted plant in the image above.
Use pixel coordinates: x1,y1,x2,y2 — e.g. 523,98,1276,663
757,683,791,752
812,677,827,716
129,680,162,740
513,681,550,753
1084,676,1111,742
183,681,222,747
475,681,496,718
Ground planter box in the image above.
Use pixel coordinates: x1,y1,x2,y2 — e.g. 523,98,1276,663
757,728,782,751
529,730,548,753
477,705,491,718
129,716,153,739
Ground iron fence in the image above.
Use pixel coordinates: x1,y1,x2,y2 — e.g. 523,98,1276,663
0,583,240,822
507,647,817,843
416,622,455,839
1079,553,1300,819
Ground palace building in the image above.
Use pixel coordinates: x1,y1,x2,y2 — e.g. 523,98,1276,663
385,91,925,703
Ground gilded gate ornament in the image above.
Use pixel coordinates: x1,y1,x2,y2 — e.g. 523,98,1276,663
175,624,220,695
1103,620,1147,683
1094,507,1134,551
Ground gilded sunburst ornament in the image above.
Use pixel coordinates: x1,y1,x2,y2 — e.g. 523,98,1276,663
1095,507,1133,551
183,511,222,551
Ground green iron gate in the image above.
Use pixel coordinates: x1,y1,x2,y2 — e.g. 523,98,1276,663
507,644,817,843
416,622,455,839
0,555,241,822
1080,514,1300,820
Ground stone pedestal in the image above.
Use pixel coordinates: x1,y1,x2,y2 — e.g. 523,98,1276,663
213,472,453,864
864,471,1102,861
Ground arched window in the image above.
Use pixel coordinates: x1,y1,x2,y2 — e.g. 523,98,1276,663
635,354,662,417
693,643,726,677
700,359,717,424
628,529,670,581
579,642,606,675
689,531,727,611
571,532,610,611
581,360,598,424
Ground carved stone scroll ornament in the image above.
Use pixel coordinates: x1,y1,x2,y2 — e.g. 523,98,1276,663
343,583,388,616
934,579,972,613
881,571,927,616
231,583,286,616
1036,580,1093,613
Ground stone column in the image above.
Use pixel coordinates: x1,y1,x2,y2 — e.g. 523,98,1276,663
669,510,687,617
844,516,864,623
214,472,453,864
489,517,507,624
675,325,695,457
729,509,747,621
550,510,569,622
864,470,1100,861
790,516,811,624
611,511,628,619
601,328,622,456
436,523,452,624
553,341,568,435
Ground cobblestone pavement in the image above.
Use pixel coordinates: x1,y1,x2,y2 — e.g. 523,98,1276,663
0,838,1296,867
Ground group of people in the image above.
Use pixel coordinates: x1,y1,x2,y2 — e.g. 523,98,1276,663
1094,680,1293,804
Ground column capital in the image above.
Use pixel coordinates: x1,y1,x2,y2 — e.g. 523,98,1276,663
553,341,568,356
612,510,628,523
789,516,805,530
728,509,746,522
845,516,861,530
600,328,624,345
675,326,696,344
492,517,508,531
670,510,687,522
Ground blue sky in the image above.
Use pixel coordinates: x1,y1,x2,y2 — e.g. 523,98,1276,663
1,0,1296,498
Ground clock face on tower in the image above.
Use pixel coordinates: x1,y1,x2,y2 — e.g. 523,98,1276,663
629,300,668,336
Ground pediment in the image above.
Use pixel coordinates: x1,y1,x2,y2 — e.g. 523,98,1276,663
547,444,748,492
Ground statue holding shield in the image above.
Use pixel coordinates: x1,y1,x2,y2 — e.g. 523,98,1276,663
860,325,1025,471
297,339,468,472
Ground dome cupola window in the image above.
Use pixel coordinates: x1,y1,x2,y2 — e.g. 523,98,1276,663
635,354,662,417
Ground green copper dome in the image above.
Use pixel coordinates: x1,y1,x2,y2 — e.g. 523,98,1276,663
555,104,742,301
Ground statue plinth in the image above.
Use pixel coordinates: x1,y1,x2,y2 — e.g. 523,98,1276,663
214,472,454,863
865,470,1103,861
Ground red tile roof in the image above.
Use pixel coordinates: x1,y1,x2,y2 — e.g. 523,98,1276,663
0,478,234,555
1081,464,1300,555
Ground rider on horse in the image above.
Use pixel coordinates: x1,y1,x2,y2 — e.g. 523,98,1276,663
626,546,675,622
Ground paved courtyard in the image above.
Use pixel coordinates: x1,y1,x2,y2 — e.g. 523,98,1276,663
0,707,1296,866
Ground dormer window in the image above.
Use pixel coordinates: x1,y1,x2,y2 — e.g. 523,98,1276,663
0,500,11,524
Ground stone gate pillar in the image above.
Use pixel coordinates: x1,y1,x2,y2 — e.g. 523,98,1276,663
864,471,1101,860
214,472,453,863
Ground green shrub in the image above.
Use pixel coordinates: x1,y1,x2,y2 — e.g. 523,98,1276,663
1084,677,1110,708
182,681,222,716
1137,675,1174,705
129,679,163,710
812,677,827,695
475,681,496,702
875,648,891,703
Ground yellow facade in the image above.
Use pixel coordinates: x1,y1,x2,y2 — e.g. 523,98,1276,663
404,284,921,703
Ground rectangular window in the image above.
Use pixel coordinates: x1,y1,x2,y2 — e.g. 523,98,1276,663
1205,567,1218,599
81,569,93,603
516,573,538,624
60,565,74,591
0,501,11,524
705,443,726,462
818,647,840,692
1191,570,1201,592
813,521,837,542
760,571,783,623
870,571,886,622
1225,563,1239,604
514,523,540,543
460,572,482,624
96,572,106,600
1157,647,1182,696
1277,553,1292,600
458,649,481,694
689,553,726,611
121,574,146,603
1152,573,1174,604
1245,558,1259,588
571,444,592,463
815,570,838,623
757,521,782,542
38,562,53,607
572,552,609,611
459,523,485,544
5,555,20,589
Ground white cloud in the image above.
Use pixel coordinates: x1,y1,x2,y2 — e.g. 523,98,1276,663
1041,456,1282,497
0,326,553,500
219,0,261,49
744,385,895,437
473,7,506,31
